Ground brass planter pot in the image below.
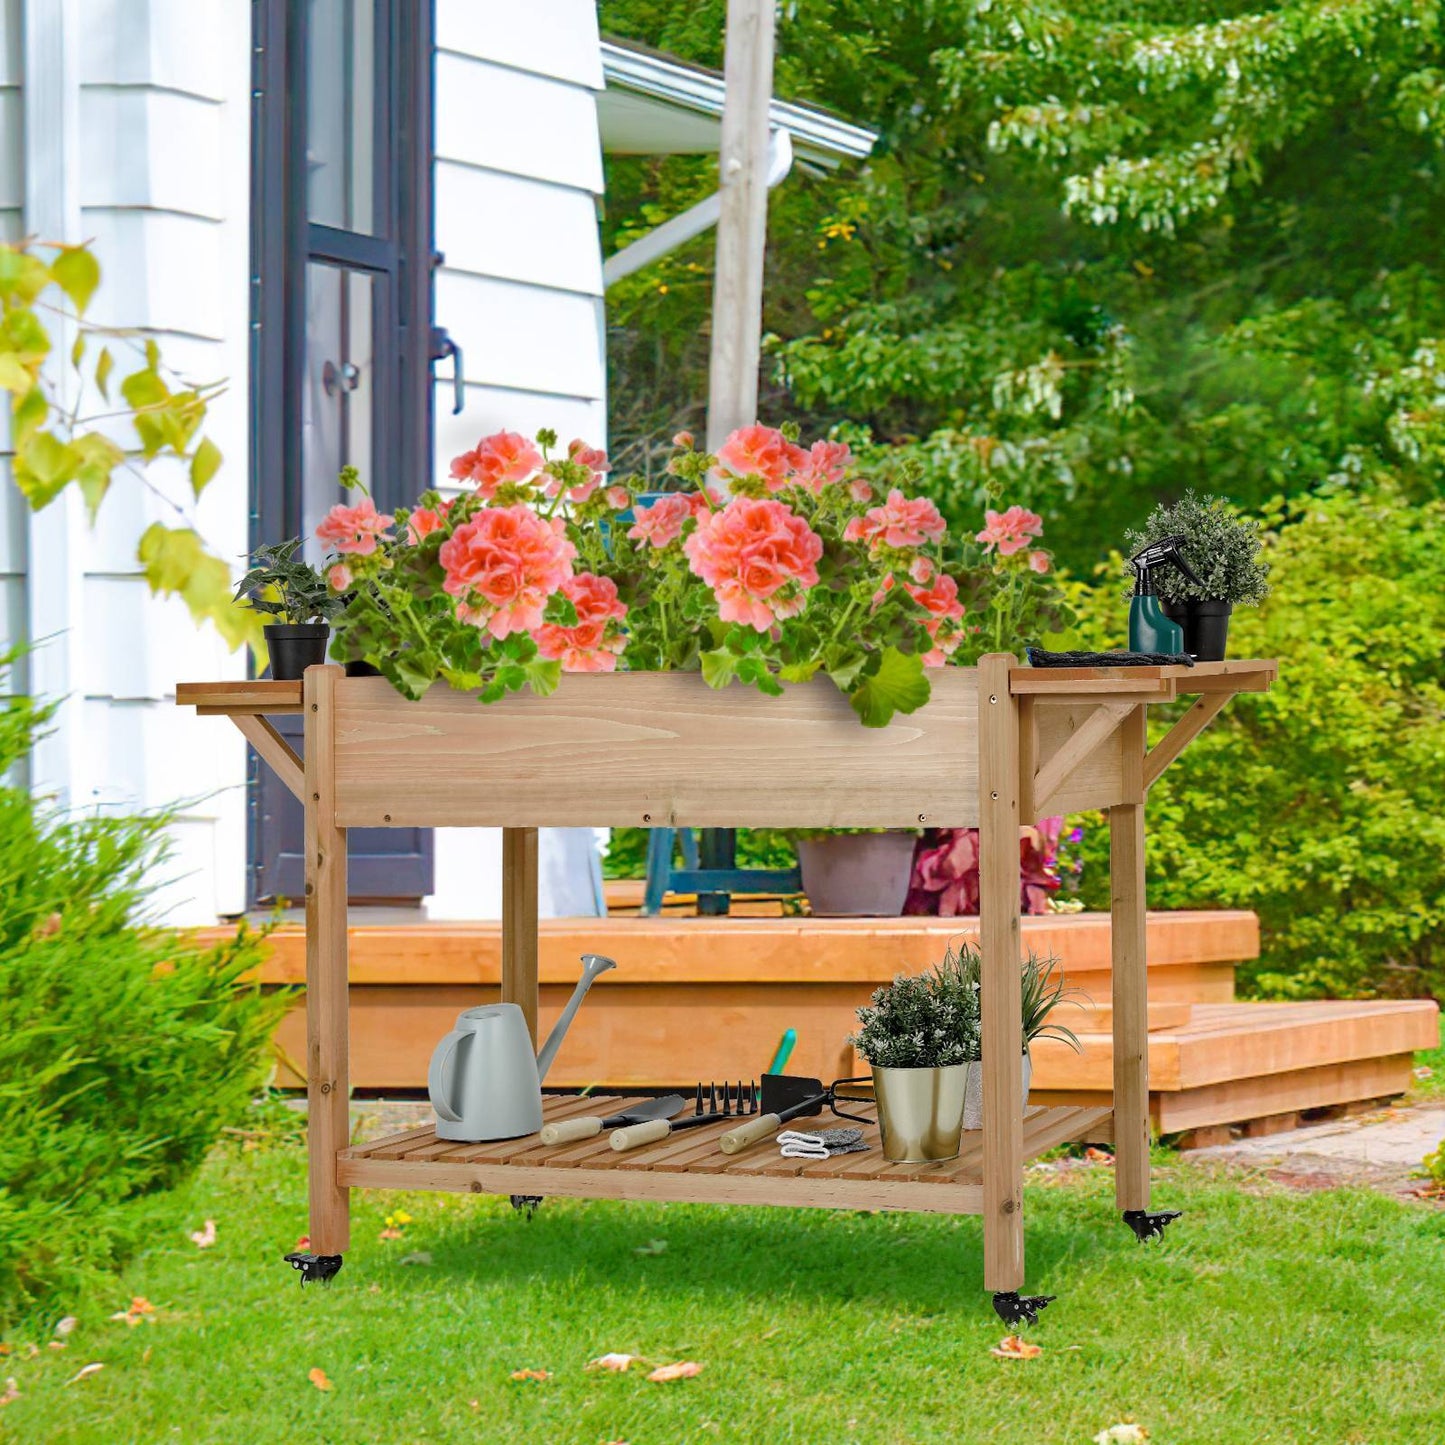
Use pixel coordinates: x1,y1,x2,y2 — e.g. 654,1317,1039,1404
871,1063,968,1163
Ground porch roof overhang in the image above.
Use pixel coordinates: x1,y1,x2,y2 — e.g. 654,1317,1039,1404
598,39,877,175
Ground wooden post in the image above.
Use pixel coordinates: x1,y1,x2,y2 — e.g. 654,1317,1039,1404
502,827,540,1046
303,665,350,1254
978,654,1024,1293
1110,704,1151,1211
706,0,777,448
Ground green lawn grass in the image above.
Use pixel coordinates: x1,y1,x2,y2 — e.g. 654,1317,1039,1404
4,1127,1444,1445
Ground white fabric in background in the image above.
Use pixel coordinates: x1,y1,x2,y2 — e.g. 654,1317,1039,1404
425,826,606,919
538,827,607,918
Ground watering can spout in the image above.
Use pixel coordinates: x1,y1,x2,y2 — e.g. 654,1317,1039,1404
535,954,617,1081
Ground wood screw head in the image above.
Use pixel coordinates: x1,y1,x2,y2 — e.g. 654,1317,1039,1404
642,813,652,823
311,703,318,712
918,814,926,823
991,791,998,800
989,694,998,703
383,813,392,823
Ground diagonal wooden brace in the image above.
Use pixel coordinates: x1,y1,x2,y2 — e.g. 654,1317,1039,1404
1030,701,1135,816
1143,692,1229,792
233,714,304,801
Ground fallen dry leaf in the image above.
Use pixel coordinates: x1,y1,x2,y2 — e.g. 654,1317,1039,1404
0,1378,18,1407
54,1317,78,1338
647,1361,703,1383
66,1363,105,1385
109,1297,156,1328
47,1342,67,1351
1084,1146,1115,1165
633,1239,668,1256
308,1367,332,1392
377,1228,404,1241
509,1368,552,1383
189,1220,217,1249
587,1352,638,1372
1415,1065,1434,1080
991,1335,1043,1360
295,1235,311,1251
1094,1426,1150,1444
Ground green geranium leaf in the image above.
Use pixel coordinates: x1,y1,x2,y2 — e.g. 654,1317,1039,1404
847,646,931,729
778,660,821,684
524,657,562,696
700,647,739,689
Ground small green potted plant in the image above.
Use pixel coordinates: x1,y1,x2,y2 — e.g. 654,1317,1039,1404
1125,492,1270,660
790,827,920,917
962,947,1084,1129
849,940,979,1162
235,538,344,680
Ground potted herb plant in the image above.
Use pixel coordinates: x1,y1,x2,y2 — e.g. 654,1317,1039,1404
1126,491,1270,660
849,941,979,1162
234,538,343,680
961,947,1084,1130
791,827,920,917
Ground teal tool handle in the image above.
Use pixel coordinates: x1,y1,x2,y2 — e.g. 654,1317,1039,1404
768,1028,797,1075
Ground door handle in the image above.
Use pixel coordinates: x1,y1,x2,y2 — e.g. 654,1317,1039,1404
430,325,464,416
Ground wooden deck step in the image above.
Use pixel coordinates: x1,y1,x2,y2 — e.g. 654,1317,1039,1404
336,1095,1114,1215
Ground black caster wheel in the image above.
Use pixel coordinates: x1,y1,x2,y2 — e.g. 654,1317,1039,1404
991,1291,1055,1327
509,1195,544,1219
283,1251,344,1285
1122,1208,1182,1243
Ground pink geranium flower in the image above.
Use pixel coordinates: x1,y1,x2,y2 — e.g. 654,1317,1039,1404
907,573,965,666
628,494,694,549
438,504,576,639
405,500,450,545
976,505,1044,556
327,562,353,592
449,431,544,499
605,485,631,510
316,497,393,555
545,438,612,503
844,488,947,550
715,425,806,489
791,440,853,494
684,495,823,632
1027,549,1050,574
534,572,628,672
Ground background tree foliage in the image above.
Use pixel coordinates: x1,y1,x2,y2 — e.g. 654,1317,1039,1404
601,0,1445,998
599,0,1445,568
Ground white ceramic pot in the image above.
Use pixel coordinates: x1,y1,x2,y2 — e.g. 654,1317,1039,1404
961,1053,1032,1131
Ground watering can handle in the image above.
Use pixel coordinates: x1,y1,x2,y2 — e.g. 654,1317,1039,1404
427,1029,469,1124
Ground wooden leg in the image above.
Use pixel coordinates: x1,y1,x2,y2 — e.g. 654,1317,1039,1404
1111,705,1150,1212
978,654,1024,1294
502,826,540,1046
304,665,350,1255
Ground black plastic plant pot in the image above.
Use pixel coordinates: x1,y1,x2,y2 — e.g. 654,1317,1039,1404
264,623,330,680
1189,600,1233,661
1161,599,1234,661
344,660,382,677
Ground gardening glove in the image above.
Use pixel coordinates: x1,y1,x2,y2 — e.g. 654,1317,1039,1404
778,1127,867,1158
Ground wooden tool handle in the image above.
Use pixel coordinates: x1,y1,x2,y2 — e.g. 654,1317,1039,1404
719,1112,782,1155
610,1118,672,1151
541,1115,603,1145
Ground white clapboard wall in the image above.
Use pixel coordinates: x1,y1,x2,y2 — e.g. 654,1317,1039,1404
1,1,610,924
1,0,252,925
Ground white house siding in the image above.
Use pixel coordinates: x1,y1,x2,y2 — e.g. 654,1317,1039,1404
1,0,253,924
427,0,609,920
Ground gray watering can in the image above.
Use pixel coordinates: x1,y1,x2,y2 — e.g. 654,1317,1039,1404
428,954,617,1141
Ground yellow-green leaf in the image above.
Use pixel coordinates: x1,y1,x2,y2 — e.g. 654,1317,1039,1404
72,432,124,521
14,431,80,508
121,366,168,411
0,354,33,393
190,436,222,496
0,246,53,305
94,347,113,401
70,332,85,369
137,523,261,652
50,246,101,315
12,385,48,447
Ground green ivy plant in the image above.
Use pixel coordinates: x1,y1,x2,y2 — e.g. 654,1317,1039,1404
0,240,255,649
1126,491,1271,606
234,539,342,626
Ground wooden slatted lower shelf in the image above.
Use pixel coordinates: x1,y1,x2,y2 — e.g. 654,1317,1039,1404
337,1094,1114,1215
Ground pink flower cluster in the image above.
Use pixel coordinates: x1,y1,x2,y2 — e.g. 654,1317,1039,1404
845,489,947,550
534,573,628,672
683,495,823,632
438,504,576,640
976,505,1043,556
714,424,861,498
450,431,544,499
316,497,393,555
906,573,966,667
628,493,705,549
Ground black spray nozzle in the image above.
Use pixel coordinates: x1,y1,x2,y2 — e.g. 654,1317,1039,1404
1129,534,1203,595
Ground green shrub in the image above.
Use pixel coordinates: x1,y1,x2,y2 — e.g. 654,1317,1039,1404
0,688,285,1319
1059,486,1445,999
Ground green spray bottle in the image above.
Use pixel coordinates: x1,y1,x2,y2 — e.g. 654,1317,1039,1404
1128,535,1203,654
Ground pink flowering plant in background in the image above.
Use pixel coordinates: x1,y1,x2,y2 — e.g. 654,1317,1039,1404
317,423,1066,724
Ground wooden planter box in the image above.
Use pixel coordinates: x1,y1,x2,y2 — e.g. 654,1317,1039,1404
180,655,1277,1313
